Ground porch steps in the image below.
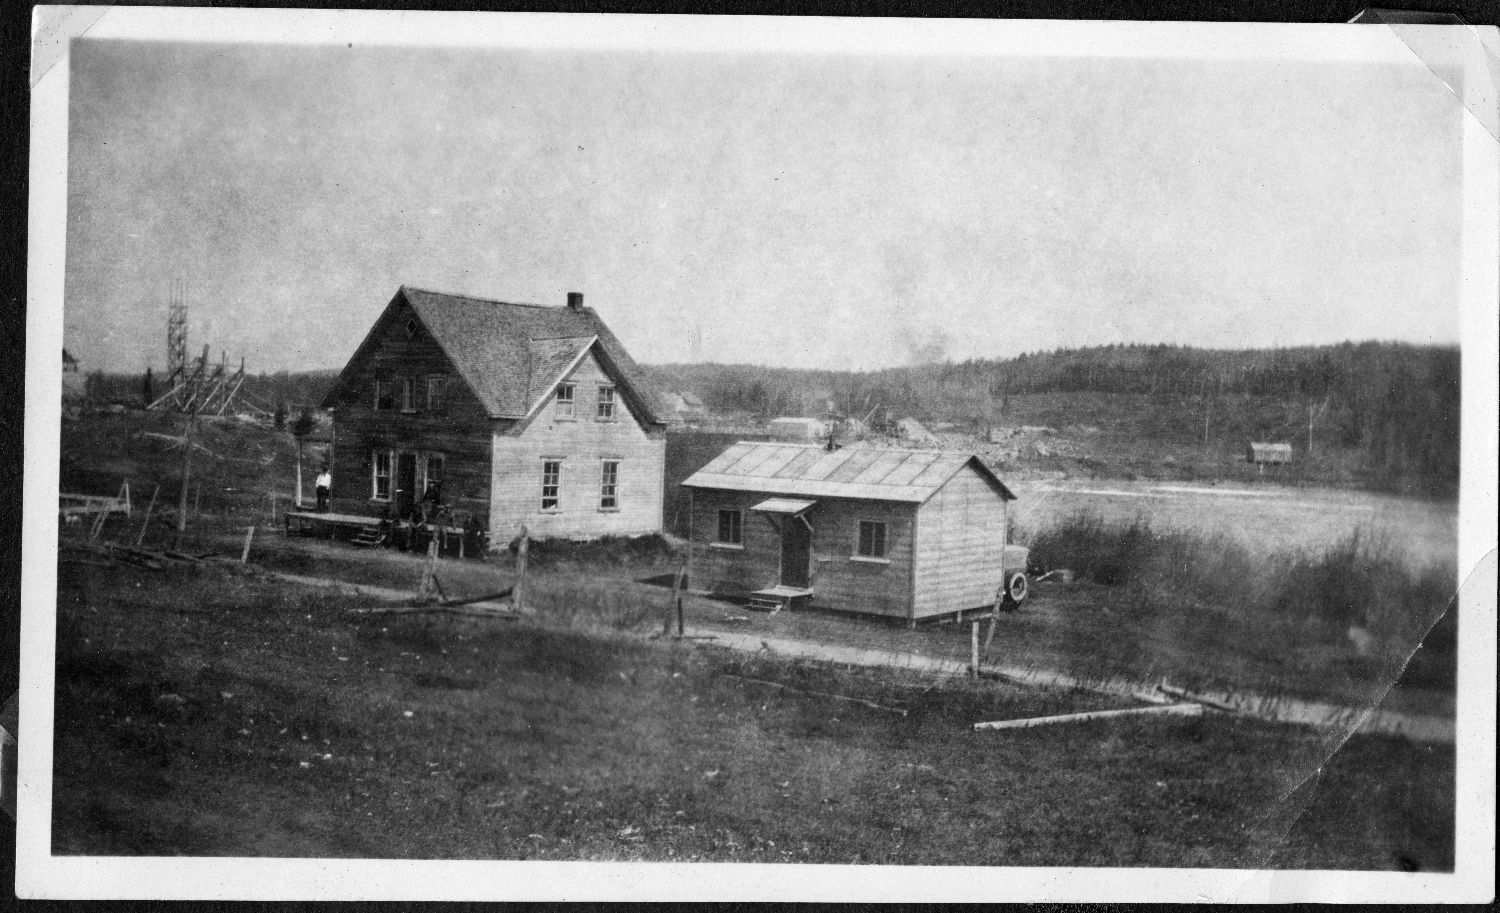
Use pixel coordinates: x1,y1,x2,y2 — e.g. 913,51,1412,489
748,585,814,614
351,527,386,548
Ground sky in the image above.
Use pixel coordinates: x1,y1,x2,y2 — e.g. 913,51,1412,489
61,29,1464,374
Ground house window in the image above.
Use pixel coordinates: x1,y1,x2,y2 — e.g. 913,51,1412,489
541,459,562,511
426,376,445,412
374,380,393,411
717,509,743,545
597,385,616,420
422,453,445,500
600,459,619,510
555,383,575,419
372,450,392,501
405,317,419,339
401,377,417,412
856,520,888,559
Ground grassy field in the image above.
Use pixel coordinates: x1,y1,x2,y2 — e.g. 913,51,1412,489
51,556,1453,869
50,409,1458,869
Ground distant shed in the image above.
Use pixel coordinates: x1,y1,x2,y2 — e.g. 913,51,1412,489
767,416,831,441
682,441,1024,622
1246,442,1294,465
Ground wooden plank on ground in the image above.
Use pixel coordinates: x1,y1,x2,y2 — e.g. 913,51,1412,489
973,703,1204,731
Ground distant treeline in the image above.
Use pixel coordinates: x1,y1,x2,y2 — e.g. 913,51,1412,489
75,341,1459,495
649,342,1460,495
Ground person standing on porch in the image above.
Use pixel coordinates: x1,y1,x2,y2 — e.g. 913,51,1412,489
315,467,332,512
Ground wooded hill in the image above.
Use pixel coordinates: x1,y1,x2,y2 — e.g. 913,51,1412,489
648,342,1460,497
71,342,1459,497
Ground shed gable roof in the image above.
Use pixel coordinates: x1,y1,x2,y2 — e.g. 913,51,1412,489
321,286,667,424
682,441,1016,503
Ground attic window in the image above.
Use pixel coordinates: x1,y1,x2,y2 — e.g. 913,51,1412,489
405,318,419,339
596,385,616,420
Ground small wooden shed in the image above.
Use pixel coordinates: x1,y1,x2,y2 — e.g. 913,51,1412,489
767,416,831,441
682,441,1021,622
1246,441,1294,465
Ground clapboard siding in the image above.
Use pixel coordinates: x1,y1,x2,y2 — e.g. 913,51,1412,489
912,464,1009,618
685,487,916,616
803,498,915,618
328,296,494,521
686,489,782,595
489,349,665,541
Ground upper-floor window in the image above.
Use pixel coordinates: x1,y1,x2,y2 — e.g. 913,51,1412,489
597,385,616,420
717,509,743,545
555,383,575,419
856,520,888,559
540,459,562,511
426,376,445,412
600,459,619,510
400,377,417,412
374,379,394,411
372,450,392,501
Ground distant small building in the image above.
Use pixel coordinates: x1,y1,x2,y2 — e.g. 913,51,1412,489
61,349,86,401
1246,442,1294,465
663,390,706,424
767,416,832,441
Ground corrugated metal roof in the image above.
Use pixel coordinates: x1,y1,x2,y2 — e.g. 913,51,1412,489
683,442,1015,503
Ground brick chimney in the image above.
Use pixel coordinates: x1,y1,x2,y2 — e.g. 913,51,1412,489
566,292,584,310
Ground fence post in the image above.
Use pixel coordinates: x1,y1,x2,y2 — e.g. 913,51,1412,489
514,524,528,613
417,535,438,601
241,525,256,563
970,621,980,677
675,563,686,638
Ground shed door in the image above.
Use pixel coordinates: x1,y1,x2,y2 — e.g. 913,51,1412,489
780,518,811,588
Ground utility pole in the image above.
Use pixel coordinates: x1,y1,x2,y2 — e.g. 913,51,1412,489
173,389,206,550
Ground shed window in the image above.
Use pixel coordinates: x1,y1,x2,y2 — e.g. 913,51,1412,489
374,380,393,411
600,459,619,510
426,376,445,412
597,385,616,420
555,383,575,419
400,377,417,412
541,460,562,511
717,509,743,545
372,450,392,501
857,520,887,559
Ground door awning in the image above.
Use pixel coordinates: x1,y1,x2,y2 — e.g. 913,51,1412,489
749,497,816,516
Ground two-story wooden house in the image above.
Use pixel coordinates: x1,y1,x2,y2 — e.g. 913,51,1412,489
319,286,668,546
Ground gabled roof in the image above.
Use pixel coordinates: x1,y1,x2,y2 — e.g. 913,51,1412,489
682,441,1016,503
321,286,668,424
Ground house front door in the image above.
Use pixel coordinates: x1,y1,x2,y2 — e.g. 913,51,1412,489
395,452,418,518
780,517,811,588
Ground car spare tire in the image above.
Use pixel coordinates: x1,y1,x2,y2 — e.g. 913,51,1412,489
1004,571,1029,606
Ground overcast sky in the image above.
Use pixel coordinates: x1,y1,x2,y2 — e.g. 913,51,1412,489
62,30,1463,373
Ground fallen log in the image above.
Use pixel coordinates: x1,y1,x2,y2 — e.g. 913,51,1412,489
1156,683,1237,713
720,672,908,716
974,702,1204,731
